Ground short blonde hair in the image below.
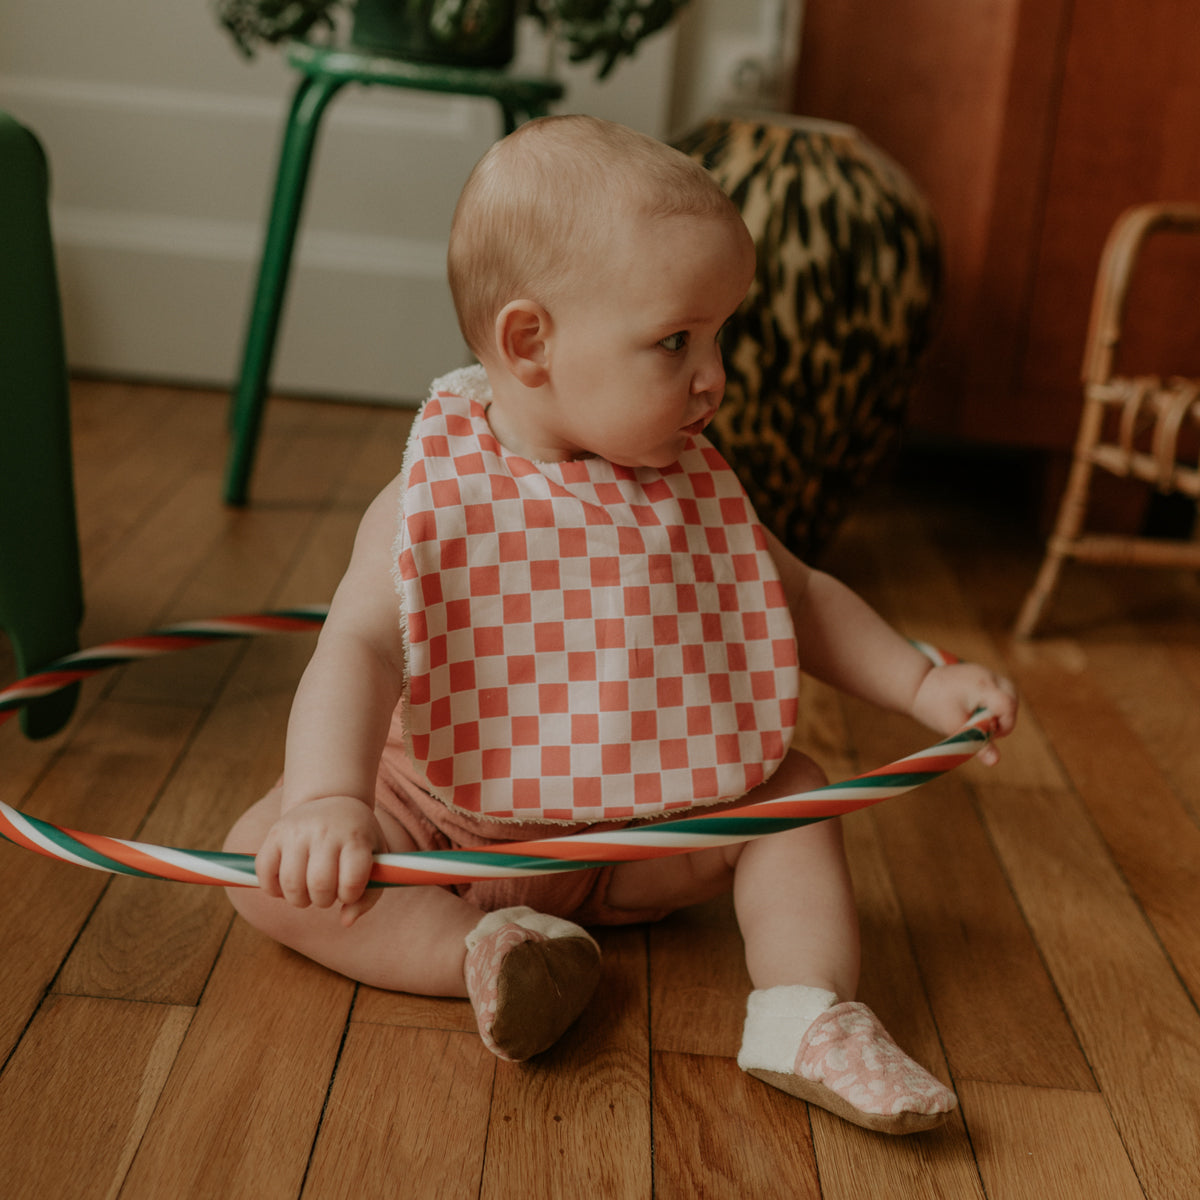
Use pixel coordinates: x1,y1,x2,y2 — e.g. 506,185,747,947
447,114,740,359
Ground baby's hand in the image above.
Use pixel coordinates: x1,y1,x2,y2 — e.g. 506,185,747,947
256,795,385,926
911,662,1018,767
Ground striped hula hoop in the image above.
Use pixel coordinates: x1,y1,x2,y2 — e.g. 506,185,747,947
1,610,993,888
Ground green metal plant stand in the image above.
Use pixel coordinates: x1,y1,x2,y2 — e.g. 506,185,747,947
223,42,562,505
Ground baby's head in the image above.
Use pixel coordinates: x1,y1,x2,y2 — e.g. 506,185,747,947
448,115,745,362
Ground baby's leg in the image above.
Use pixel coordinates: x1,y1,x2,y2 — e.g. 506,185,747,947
731,757,861,996
224,787,601,1060
223,787,480,995
731,755,957,1133
608,749,957,1134
606,749,859,994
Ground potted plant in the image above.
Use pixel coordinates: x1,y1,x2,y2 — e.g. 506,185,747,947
215,0,689,77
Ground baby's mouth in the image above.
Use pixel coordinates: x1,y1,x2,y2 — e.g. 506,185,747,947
680,410,716,437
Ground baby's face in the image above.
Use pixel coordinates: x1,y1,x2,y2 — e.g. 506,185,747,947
541,212,755,470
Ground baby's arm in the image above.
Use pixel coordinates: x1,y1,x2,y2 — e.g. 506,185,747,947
255,475,407,924
765,529,1017,762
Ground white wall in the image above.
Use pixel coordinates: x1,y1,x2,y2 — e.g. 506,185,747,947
670,0,802,135
0,0,791,405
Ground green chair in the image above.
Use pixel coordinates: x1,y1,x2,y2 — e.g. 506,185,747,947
0,110,84,737
223,43,563,505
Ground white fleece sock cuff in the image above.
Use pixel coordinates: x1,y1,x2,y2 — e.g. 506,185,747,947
736,985,839,1074
464,905,599,953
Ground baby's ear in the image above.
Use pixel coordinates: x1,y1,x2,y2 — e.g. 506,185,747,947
494,300,550,387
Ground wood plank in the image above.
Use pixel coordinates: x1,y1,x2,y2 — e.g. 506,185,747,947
108,397,374,708
791,672,858,782
831,502,1067,793
839,810,963,1097
0,699,199,1062
648,806,994,1196
70,391,361,662
976,780,1200,1199
57,405,407,1004
1165,638,1200,825
802,811,987,1198
950,530,1140,643
319,401,414,506
850,706,1093,1090
69,380,217,575
649,895,749,1059
1,388,230,811
811,1106,985,1200
483,1054,652,1200
0,681,93,827
1079,638,1200,827
352,986,477,1034
481,925,651,1199
68,379,176,477
15,375,1200,1198
1005,643,1200,999
78,467,243,652
53,640,299,1004
956,1080,1144,1200
120,920,354,1199
0,995,191,1200
921,464,1200,829
653,1050,819,1198
868,778,1094,1089
303,1025,493,1200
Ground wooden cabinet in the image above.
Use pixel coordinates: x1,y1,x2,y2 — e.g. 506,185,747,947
792,0,1200,452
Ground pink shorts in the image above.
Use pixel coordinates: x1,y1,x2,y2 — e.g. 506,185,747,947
374,751,672,927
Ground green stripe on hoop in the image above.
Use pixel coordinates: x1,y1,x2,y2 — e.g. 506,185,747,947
820,771,942,792
622,815,823,839
200,850,263,879
269,608,329,622
17,812,161,879
379,848,608,874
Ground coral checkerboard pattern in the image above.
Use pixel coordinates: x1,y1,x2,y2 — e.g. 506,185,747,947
393,367,801,824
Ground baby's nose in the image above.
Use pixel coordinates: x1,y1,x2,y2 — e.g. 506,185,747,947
692,341,726,395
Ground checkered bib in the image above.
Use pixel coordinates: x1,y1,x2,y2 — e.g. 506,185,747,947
393,367,800,823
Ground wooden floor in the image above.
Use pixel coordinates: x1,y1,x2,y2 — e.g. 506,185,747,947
2,379,1199,1199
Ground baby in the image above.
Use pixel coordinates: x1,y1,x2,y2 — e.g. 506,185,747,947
224,114,1017,1135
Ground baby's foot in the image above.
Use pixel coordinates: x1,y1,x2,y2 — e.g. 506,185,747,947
743,1000,958,1135
463,906,601,1062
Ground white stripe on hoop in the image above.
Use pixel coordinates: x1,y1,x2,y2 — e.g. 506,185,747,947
111,839,259,886
373,852,572,879
0,803,112,872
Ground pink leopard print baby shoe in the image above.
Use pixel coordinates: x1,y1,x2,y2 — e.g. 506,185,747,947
463,907,601,1062
745,1000,958,1135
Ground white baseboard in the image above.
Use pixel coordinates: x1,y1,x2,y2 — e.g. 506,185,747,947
1,22,675,403
51,206,465,404
2,70,488,403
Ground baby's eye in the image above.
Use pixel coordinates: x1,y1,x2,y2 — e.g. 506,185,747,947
659,331,688,352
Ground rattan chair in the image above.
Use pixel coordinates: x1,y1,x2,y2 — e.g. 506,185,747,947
1014,202,1200,638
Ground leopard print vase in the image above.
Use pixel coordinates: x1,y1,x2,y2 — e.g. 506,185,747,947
675,115,941,559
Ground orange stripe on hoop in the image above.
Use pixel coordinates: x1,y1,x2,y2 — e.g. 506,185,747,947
70,830,224,885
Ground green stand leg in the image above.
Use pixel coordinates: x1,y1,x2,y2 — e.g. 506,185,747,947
222,45,562,506
0,111,83,738
224,73,346,505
